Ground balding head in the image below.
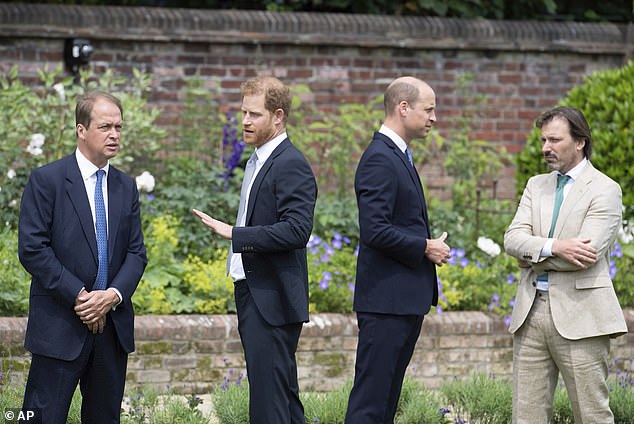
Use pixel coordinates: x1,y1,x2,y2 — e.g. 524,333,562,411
384,77,434,118
383,76,436,142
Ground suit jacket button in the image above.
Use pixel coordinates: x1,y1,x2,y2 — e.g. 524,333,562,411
532,281,536,287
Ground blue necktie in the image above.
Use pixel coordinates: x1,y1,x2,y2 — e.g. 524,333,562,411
405,148,413,167
94,170,108,290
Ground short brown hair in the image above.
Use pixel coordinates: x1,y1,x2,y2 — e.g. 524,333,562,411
75,91,123,129
536,106,592,159
240,76,291,122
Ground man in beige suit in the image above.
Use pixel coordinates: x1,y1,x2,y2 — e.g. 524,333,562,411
504,106,628,423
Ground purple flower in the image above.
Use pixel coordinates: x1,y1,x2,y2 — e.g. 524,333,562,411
319,279,329,290
307,235,322,248
343,236,351,244
319,253,330,263
506,274,516,284
322,243,335,256
353,245,359,256
332,239,343,249
504,315,512,327
459,257,469,267
609,260,617,279
322,271,332,281
347,282,355,292
611,242,623,258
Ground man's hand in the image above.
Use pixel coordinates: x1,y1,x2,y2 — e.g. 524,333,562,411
425,231,451,266
74,289,118,326
87,316,106,334
192,208,233,240
552,238,597,268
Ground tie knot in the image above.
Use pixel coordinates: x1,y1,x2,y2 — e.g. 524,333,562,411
96,169,105,184
556,174,570,190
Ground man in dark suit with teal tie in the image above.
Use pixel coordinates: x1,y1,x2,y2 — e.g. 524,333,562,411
18,91,147,423
193,76,317,423
345,76,451,424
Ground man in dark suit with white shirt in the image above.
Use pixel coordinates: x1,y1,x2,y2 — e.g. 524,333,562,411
193,76,317,423
345,76,451,424
18,91,147,423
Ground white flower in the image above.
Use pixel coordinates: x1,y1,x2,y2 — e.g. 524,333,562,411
7,169,16,179
135,171,155,193
618,225,633,244
53,83,66,101
477,236,501,257
26,133,45,156
9,199,18,208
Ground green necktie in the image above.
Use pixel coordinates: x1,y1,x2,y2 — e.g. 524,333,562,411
537,174,571,284
548,174,571,237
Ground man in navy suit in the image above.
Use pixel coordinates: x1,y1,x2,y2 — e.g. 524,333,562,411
345,76,451,423
18,91,147,423
193,76,317,423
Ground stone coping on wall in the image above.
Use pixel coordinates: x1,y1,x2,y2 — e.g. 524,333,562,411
0,3,631,55
1,311,632,392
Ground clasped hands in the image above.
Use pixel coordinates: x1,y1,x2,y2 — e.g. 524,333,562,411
74,289,119,334
426,231,452,266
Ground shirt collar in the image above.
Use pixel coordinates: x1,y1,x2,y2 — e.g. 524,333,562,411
378,124,408,154
75,149,110,181
561,157,588,181
254,132,287,165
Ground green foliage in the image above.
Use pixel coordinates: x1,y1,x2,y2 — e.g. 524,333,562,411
438,72,514,252
213,377,448,424
437,249,519,318
133,214,235,315
514,60,634,223
40,0,632,22
441,373,513,423
395,378,447,424
442,371,634,424
144,76,242,258
302,381,352,423
306,233,357,313
0,65,166,231
0,228,29,316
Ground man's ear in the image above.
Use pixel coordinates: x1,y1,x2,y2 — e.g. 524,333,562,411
274,108,285,125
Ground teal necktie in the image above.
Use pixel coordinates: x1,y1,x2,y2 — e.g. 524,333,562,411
537,174,571,284
548,174,571,238
94,170,108,290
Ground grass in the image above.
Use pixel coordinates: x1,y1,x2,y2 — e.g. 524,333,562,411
1,360,633,423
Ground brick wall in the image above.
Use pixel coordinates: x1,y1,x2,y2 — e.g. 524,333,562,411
1,312,632,393
0,4,632,199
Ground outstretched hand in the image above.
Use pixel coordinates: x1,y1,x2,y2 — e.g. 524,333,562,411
425,231,451,266
192,208,233,240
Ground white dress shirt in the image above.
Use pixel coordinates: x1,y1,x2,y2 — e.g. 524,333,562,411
229,133,288,282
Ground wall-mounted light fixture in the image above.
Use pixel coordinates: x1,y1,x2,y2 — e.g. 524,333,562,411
64,38,93,82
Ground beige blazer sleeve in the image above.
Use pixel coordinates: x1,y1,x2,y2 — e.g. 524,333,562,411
504,162,628,339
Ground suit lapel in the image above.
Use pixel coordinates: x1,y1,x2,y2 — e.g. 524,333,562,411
377,135,427,212
107,168,122,261
540,173,558,237
551,163,593,237
245,138,291,224
65,156,99,263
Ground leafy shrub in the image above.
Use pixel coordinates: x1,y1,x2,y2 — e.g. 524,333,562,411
0,228,29,316
306,233,357,313
514,60,634,223
0,66,166,231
